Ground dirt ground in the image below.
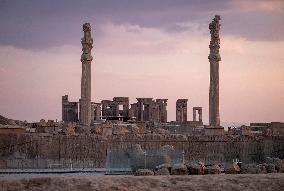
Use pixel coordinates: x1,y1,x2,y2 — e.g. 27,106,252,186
0,173,284,191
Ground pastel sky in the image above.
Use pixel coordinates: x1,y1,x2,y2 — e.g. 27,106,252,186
0,0,283,125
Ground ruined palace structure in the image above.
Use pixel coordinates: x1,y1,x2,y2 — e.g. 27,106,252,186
62,23,95,125
61,22,207,125
79,23,93,126
1,16,283,170
209,15,221,127
62,95,78,123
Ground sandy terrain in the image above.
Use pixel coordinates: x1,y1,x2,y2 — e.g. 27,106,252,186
0,173,283,191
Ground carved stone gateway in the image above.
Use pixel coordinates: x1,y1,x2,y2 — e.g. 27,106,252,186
79,23,93,126
176,99,188,122
209,15,221,127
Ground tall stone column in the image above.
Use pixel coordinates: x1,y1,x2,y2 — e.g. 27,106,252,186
79,23,93,126
209,15,221,127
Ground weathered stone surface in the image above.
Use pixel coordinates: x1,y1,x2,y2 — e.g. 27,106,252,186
62,95,79,123
135,169,154,176
265,157,284,172
259,164,268,174
129,144,173,171
205,165,222,174
265,163,277,173
160,145,174,155
0,132,283,169
156,163,171,170
224,162,240,174
155,167,170,175
75,125,91,134
62,123,76,135
112,126,127,135
241,164,266,174
275,160,284,173
171,163,188,175
186,161,205,175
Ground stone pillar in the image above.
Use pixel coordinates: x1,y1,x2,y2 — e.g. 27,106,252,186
156,99,168,123
176,99,188,122
193,108,197,122
209,15,221,127
193,107,202,122
91,103,101,122
198,108,202,122
62,95,68,121
137,100,144,121
144,104,150,121
130,103,138,119
79,23,93,126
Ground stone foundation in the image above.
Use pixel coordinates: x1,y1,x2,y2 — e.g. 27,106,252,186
0,133,283,169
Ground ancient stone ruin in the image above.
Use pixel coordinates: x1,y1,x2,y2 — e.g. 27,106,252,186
79,23,93,126
176,99,188,122
1,16,283,176
209,15,221,128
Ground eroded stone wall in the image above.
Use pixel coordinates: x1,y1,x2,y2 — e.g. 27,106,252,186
0,134,283,169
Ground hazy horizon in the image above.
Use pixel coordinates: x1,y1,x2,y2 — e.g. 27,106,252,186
0,0,283,125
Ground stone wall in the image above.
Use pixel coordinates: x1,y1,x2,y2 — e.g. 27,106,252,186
0,133,283,169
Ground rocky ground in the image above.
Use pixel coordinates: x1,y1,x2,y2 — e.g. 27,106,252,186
0,173,284,191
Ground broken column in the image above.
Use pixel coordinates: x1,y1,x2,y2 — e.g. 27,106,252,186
79,23,93,126
91,102,101,122
130,103,139,119
209,15,221,127
156,99,168,123
193,107,202,122
176,99,188,122
137,98,144,121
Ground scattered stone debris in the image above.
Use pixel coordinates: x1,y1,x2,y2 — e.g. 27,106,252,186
205,164,222,174
264,163,277,173
171,163,188,175
241,164,266,174
186,161,205,175
224,162,240,174
128,144,173,172
135,169,154,176
62,123,76,135
155,167,170,175
156,163,172,170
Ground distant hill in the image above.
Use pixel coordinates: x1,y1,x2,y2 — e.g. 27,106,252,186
0,115,26,126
